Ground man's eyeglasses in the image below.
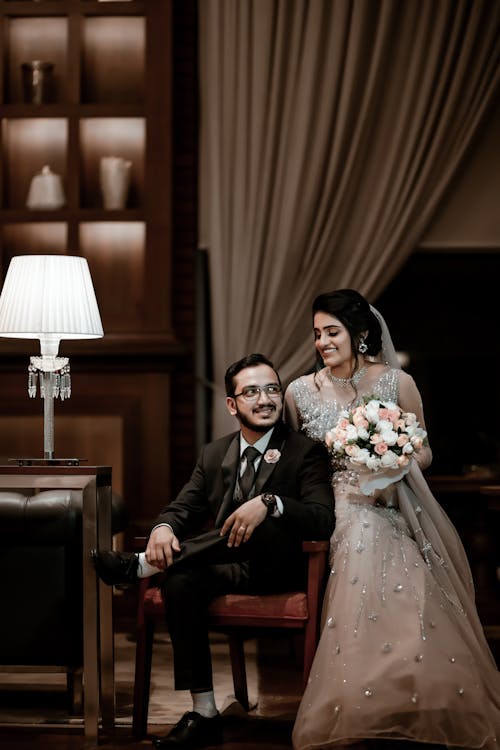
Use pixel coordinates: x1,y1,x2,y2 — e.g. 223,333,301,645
233,384,282,402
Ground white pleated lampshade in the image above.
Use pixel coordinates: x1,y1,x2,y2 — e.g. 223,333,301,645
0,255,103,355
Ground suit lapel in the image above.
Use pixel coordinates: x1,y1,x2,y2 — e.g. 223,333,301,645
214,433,240,527
253,422,288,497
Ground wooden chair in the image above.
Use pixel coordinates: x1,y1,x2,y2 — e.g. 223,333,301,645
132,539,329,738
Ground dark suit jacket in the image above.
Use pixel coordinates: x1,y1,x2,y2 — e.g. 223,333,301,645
153,421,334,542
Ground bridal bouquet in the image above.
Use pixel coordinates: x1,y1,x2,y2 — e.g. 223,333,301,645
325,398,427,495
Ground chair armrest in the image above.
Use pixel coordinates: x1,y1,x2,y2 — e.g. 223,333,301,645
132,535,148,551
302,540,329,553
303,540,329,629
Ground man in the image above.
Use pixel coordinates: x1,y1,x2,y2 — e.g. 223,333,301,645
95,353,334,749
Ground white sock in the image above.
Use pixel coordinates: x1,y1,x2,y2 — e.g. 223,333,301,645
191,690,218,718
137,552,161,578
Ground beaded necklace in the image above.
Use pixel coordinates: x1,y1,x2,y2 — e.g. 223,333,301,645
326,365,367,389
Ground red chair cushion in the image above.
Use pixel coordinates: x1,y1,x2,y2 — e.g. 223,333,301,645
142,586,309,623
209,592,308,621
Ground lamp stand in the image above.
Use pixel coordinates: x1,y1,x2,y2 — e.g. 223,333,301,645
28,354,71,460
43,371,55,459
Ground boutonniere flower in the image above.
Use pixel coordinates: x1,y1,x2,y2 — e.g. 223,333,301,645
264,449,281,464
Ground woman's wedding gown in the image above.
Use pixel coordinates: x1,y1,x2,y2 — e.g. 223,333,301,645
287,367,500,749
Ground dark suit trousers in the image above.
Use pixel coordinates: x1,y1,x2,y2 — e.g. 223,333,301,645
161,519,304,692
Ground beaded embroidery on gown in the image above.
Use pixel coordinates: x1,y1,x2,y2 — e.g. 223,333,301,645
288,367,500,750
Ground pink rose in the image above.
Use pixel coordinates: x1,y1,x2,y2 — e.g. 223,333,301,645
397,454,410,467
387,408,401,423
324,431,335,449
264,449,281,464
379,408,390,420
395,419,406,431
338,417,350,430
397,434,409,447
370,433,383,444
345,444,360,457
352,413,369,429
411,436,423,451
374,442,388,455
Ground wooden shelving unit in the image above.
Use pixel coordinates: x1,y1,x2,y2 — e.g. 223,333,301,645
0,0,173,348
0,0,184,529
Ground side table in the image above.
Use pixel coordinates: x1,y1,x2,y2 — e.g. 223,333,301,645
0,465,114,747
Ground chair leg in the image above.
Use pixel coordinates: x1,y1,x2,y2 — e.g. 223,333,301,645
133,618,156,738
67,667,83,715
228,634,249,711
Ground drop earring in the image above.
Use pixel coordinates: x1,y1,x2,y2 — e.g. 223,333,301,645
358,337,368,354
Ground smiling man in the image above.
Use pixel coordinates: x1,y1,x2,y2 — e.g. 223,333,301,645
95,353,334,750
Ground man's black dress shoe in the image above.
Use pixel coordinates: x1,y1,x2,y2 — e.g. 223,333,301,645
152,711,223,749
91,550,139,586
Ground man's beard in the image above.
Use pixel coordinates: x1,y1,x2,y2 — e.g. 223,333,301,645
236,404,281,433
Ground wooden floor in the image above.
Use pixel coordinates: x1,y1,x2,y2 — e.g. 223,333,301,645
0,628,305,750
0,624,448,750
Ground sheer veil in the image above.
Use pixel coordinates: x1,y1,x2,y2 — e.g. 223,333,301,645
371,306,500,703
370,304,401,369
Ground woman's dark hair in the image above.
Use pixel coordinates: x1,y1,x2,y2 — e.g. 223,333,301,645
312,289,382,366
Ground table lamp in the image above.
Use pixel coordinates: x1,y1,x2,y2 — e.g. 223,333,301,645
0,254,103,462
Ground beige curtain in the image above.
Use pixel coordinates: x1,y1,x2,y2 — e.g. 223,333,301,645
199,0,500,436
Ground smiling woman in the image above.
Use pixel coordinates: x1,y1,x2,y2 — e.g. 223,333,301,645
285,289,500,750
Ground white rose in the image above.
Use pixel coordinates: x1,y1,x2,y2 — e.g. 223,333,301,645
405,424,418,437
384,401,398,410
345,424,358,441
356,426,369,441
365,400,381,423
333,440,345,453
404,412,417,425
366,455,382,470
380,429,398,446
355,448,371,464
377,419,393,433
402,443,414,454
381,451,398,468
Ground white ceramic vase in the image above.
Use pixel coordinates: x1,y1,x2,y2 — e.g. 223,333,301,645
99,156,132,210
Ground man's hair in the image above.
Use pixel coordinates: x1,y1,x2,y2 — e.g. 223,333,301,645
224,353,280,396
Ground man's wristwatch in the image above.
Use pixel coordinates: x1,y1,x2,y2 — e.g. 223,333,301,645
261,493,278,516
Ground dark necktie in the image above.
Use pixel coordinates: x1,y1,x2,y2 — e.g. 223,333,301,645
239,446,261,500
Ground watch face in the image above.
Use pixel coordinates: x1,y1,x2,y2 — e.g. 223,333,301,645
263,493,277,510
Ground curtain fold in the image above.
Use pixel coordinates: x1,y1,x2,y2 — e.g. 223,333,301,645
199,0,500,436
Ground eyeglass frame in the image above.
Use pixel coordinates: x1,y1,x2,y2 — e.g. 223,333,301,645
232,383,283,401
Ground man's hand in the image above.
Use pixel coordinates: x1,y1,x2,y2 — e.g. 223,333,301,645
220,495,267,547
145,525,181,569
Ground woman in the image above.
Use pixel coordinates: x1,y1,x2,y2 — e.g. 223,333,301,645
286,289,499,749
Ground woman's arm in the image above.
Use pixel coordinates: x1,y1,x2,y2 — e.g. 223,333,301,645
284,384,301,431
398,371,433,471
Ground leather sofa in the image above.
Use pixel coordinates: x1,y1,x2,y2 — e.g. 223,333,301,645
0,488,127,708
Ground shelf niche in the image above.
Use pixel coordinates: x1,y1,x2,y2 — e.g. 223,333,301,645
79,118,145,210
82,16,145,105
4,16,68,105
2,118,68,209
